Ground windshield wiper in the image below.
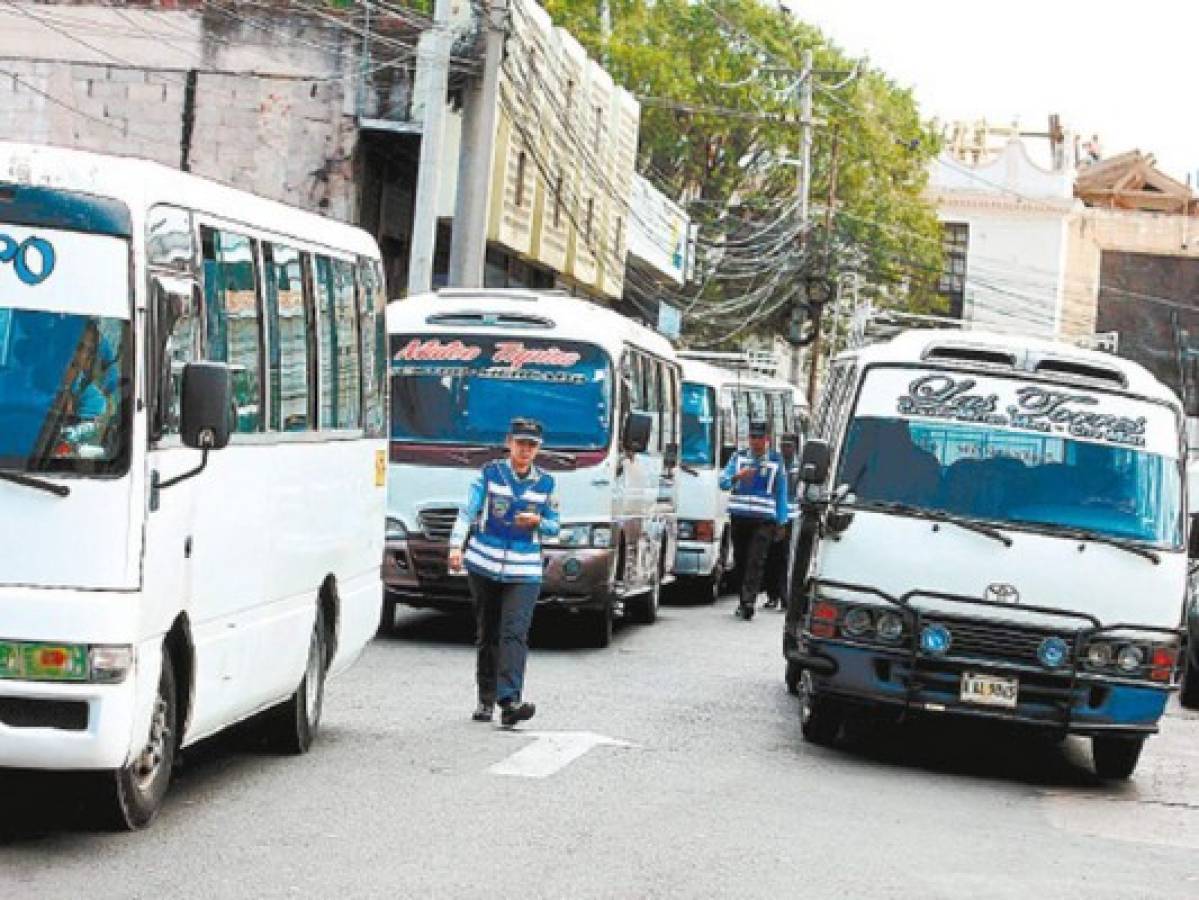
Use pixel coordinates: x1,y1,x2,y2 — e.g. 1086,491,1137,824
861,500,1012,547
1053,526,1160,565
538,448,577,466
0,469,70,498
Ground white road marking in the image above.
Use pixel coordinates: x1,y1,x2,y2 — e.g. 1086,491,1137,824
488,731,634,778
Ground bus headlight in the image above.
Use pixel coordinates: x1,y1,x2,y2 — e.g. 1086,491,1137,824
1117,645,1144,673
557,525,591,547
385,517,409,542
842,607,873,637
876,612,904,642
1085,642,1114,669
590,525,613,548
89,645,134,684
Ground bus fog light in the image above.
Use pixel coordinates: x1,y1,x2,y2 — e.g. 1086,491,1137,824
1117,645,1144,673
920,624,952,656
1086,643,1113,669
876,612,904,642
89,645,134,683
842,608,873,637
1037,637,1069,669
562,557,583,581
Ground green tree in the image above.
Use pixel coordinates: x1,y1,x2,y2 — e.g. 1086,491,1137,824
540,0,946,343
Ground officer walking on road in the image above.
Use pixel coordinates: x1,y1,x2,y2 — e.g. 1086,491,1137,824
448,418,560,727
763,435,801,611
719,421,790,621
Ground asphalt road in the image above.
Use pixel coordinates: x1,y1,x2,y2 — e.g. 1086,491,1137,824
3,591,1199,898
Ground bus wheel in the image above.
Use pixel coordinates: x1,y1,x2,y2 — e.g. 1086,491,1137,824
377,595,397,637
1180,654,1199,710
798,670,843,746
265,606,328,754
586,600,614,648
1092,736,1145,780
97,649,177,830
785,659,801,695
627,563,661,625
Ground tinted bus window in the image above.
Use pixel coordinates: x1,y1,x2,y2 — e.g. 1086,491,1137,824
264,243,312,432
201,227,262,433
315,255,362,430
358,258,387,438
681,382,716,466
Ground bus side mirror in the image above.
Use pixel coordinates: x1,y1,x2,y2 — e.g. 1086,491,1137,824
181,362,233,451
800,439,830,484
623,411,653,454
1189,514,1199,559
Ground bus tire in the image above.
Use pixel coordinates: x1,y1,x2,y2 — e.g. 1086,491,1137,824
798,670,843,746
586,600,614,648
1092,735,1144,780
96,648,177,830
627,560,661,625
1180,654,1199,710
265,606,328,754
377,595,397,637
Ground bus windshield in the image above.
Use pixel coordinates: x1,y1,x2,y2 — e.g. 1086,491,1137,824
682,382,716,466
390,335,612,450
837,369,1183,548
0,222,132,475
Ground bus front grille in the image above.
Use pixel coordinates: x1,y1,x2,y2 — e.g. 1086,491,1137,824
926,614,1078,669
417,508,459,541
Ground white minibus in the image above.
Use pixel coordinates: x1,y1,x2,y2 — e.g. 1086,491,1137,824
785,329,1188,780
674,356,805,601
383,289,680,647
0,143,388,828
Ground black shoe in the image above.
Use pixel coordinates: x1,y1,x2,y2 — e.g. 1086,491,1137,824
735,604,755,621
472,702,494,722
763,598,779,610
500,701,536,727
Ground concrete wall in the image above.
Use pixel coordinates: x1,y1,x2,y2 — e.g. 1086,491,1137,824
0,4,416,222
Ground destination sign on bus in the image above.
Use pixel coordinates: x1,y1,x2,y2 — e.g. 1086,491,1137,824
395,338,581,369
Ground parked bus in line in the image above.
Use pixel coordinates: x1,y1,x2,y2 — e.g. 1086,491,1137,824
785,329,1188,780
383,289,681,647
0,143,388,828
674,355,806,602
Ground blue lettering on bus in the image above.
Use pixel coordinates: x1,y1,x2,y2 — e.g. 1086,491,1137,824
0,233,56,286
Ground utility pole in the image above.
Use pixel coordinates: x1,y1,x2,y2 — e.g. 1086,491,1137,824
406,0,454,295
798,49,814,231
448,0,508,289
806,127,840,403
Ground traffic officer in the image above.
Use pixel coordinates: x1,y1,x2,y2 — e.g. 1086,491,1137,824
763,435,801,611
719,420,789,620
448,418,560,727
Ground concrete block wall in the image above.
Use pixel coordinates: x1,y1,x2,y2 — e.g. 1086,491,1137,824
0,58,358,221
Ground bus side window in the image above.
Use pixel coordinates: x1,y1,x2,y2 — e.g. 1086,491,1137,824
264,243,313,432
201,226,263,434
645,356,662,453
358,258,387,438
152,278,200,439
315,256,362,430
663,365,679,452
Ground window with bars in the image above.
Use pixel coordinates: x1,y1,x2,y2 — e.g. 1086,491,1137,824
938,222,969,318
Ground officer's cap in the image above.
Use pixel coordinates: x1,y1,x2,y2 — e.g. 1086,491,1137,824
509,418,544,444
748,420,770,438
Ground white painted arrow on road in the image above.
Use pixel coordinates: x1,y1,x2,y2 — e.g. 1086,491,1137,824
488,731,635,778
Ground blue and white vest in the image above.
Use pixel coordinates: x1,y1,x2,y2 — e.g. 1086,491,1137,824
786,461,801,522
728,450,784,521
464,461,555,584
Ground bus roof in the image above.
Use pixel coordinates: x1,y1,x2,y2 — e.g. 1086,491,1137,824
681,357,809,408
0,141,379,257
836,328,1181,408
389,289,679,360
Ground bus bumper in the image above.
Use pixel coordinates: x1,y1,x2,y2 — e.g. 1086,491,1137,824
673,540,719,577
792,639,1171,735
384,538,615,611
0,674,139,770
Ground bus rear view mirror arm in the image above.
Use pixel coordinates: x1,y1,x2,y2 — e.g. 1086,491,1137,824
159,362,233,491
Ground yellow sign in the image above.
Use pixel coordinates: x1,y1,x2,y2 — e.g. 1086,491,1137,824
375,449,387,487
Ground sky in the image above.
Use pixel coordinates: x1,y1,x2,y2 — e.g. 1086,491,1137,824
788,0,1198,182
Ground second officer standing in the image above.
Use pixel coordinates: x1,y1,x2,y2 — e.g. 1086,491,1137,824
719,421,790,620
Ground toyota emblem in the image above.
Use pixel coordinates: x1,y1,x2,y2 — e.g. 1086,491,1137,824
984,583,1020,604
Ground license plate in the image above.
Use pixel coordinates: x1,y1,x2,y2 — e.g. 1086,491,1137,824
960,672,1018,709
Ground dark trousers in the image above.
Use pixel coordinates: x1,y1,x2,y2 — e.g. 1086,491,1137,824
764,522,793,602
730,517,776,608
469,573,539,706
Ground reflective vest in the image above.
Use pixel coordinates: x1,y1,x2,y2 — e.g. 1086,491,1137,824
464,461,555,583
786,461,801,522
728,450,785,521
